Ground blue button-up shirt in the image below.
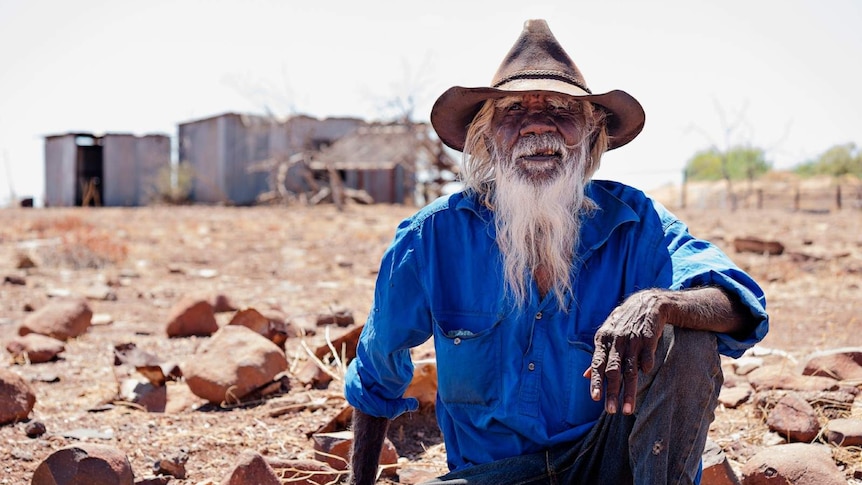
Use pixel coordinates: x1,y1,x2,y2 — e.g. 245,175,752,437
344,180,768,472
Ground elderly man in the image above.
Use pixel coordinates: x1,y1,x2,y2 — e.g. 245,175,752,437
344,19,768,485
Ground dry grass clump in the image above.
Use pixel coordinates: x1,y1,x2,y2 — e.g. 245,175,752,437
22,214,128,269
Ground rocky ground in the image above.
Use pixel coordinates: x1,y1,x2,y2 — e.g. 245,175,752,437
1,195,861,484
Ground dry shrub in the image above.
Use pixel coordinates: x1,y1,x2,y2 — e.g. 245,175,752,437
30,215,128,269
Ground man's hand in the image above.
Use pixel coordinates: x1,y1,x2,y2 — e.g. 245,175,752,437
586,289,668,415
585,286,754,415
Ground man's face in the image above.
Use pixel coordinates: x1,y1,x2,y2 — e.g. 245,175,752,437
489,93,590,184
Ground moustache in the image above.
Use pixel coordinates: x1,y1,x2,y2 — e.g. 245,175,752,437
511,133,570,160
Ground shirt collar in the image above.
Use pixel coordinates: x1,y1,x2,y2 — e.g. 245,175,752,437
453,181,640,254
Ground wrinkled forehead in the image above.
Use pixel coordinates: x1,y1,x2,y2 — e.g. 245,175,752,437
492,93,590,110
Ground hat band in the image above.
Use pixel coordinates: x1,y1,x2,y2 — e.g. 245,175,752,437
493,70,592,94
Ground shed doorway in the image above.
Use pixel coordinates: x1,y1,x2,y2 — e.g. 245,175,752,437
75,135,103,206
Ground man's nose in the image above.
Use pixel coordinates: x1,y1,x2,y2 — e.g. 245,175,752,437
520,113,557,137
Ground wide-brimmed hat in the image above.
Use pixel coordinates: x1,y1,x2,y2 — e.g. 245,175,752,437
430,19,645,152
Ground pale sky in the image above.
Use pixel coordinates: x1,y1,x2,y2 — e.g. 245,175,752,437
1,0,861,206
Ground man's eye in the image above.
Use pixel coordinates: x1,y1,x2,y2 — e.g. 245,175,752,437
507,103,524,112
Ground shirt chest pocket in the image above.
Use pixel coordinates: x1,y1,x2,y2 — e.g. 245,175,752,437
433,312,502,407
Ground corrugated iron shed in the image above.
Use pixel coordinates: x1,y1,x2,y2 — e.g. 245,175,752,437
177,112,364,205
43,132,170,207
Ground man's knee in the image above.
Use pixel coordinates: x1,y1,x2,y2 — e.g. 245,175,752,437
654,325,722,389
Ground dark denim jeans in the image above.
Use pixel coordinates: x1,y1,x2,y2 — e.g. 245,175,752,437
420,325,723,485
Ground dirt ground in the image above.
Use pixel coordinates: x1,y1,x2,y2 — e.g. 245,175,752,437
0,197,860,484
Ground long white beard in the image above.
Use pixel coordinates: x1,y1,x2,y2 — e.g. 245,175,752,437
492,134,592,309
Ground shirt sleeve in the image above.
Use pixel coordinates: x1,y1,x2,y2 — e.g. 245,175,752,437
343,221,433,419
658,219,769,358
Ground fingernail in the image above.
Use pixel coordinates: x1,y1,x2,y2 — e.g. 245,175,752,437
591,388,600,400
623,403,633,415
607,401,616,414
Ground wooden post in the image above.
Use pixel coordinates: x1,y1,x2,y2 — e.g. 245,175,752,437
757,188,763,210
794,187,800,212
836,184,842,210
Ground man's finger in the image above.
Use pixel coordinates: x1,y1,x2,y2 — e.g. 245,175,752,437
603,342,623,414
621,359,638,415
590,342,609,402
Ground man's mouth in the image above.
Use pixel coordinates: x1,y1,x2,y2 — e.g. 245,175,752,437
517,148,562,169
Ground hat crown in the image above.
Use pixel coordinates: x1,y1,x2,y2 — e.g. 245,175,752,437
491,19,591,94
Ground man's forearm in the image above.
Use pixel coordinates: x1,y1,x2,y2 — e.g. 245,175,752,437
658,286,754,335
348,409,390,485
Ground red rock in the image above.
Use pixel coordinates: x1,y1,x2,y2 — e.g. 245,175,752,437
165,296,218,337
803,347,862,381
183,325,288,404
315,308,354,327
229,307,287,347
701,439,740,485
119,378,167,412
732,237,784,255
825,418,862,446
312,430,398,476
404,360,438,410
0,368,36,425
18,296,92,341
5,333,65,363
212,293,238,313
740,443,845,484
31,443,134,485
766,393,821,442
267,458,339,485
718,385,752,409
746,365,840,392
220,450,280,485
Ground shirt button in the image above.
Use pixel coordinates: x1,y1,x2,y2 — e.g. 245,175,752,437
528,362,536,371
453,337,461,345
535,312,543,320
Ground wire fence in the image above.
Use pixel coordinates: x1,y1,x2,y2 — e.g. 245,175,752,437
669,180,862,212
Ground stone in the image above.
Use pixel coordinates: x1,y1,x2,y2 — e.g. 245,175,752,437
740,443,845,485
315,308,354,327
25,421,47,438
802,347,862,381
212,293,238,313
31,443,134,485
0,368,36,425
119,378,167,412
5,333,65,363
825,418,862,446
404,359,437,410
165,381,205,414
732,356,763,376
153,448,188,479
718,385,752,409
18,296,92,341
732,237,784,255
165,296,218,337
398,467,440,484
746,365,840,392
766,393,820,442
701,439,740,485
312,430,397,476
183,325,288,404
220,450,280,485
267,458,338,485
228,307,287,348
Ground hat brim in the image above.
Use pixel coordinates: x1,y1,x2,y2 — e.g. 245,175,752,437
430,83,645,152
